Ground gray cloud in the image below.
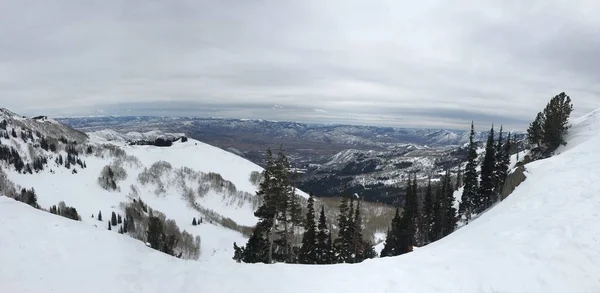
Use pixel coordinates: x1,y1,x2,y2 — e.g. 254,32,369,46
1,0,599,130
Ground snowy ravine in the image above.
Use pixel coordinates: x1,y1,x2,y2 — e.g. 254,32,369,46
2,109,600,292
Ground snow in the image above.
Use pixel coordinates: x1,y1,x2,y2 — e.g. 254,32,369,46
3,109,600,292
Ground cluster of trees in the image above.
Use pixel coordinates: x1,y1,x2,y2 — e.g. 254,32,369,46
527,92,574,158
0,144,25,172
191,217,204,225
16,188,39,209
98,164,127,191
128,136,188,147
119,198,201,260
459,122,513,222
381,171,458,257
49,201,81,221
233,148,376,264
232,147,303,263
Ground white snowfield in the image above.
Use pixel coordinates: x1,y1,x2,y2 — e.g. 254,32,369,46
2,109,600,293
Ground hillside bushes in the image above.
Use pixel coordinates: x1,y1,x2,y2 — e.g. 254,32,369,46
120,199,201,259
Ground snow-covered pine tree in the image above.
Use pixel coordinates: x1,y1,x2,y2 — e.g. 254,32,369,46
459,121,478,223
478,125,496,212
315,205,332,264
422,178,435,245
298,193,317,264
98,210,102,221
442,170,457,237
402,173,418,246
334,194,351,263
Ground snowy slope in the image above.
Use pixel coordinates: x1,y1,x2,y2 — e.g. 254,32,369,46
0,111,304,262
3,109,600,292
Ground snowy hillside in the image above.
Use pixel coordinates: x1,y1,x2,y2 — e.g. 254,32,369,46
0,109,306,262
3,108,600,292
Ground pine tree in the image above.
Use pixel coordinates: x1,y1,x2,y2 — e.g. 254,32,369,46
147,216,164,250
459,121,478,223
334,194,351,263
402,174,418,246
380,206,412,257
494,130,511,201
247,148,277,263
298,193,317,264
192,217,197,226
422,178,435,244
455,166,462,190
107,221,111,231
478,125,496,213
111,211,118,226
117,214,122,224
527,92,574,155
315,205,331,264
441,170,457,237
98,210,102,221
351,197,368,262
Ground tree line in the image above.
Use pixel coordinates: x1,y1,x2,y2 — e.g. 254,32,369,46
233,147,376,264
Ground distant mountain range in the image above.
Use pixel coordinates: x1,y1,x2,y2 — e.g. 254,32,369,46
57,116,526,204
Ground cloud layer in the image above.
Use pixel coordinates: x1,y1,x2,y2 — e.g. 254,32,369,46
1,0,599,130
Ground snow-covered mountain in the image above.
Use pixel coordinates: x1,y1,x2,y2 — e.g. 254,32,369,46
57,116,526,204
2,108,600,292
0,108,310,262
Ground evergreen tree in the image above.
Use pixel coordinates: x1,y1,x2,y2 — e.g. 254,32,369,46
315,205,331,264
111,211,118,226
459,121,478,223
108,221,111,231
441,170,457,237
298,193,317,264
478,125,496,213
527,92,574,155
455,166,462,190
494,129,510,201
147,216,164,250
192,217,197,226
98,210,102,221
334,194,351,263
422,178,435,244
117,214,122,224
401,174,418,246
380,207,412,257
234,147,296,263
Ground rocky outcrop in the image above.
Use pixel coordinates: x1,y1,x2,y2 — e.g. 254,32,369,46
501,165,527,200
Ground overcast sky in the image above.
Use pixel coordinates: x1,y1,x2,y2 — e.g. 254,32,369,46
1,0,599,130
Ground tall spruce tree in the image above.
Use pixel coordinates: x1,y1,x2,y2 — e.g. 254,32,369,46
298,193,317,264
234,148,276,263
494,129,510,201
478,125,496,213
455,166,462,190
111,211,118,226
315,205,332,264
402,174,418,246
441,170,458,237
380,206,412,257
460,121,479,223
334,194,352,263
422,178,435,244
350,197,369,263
